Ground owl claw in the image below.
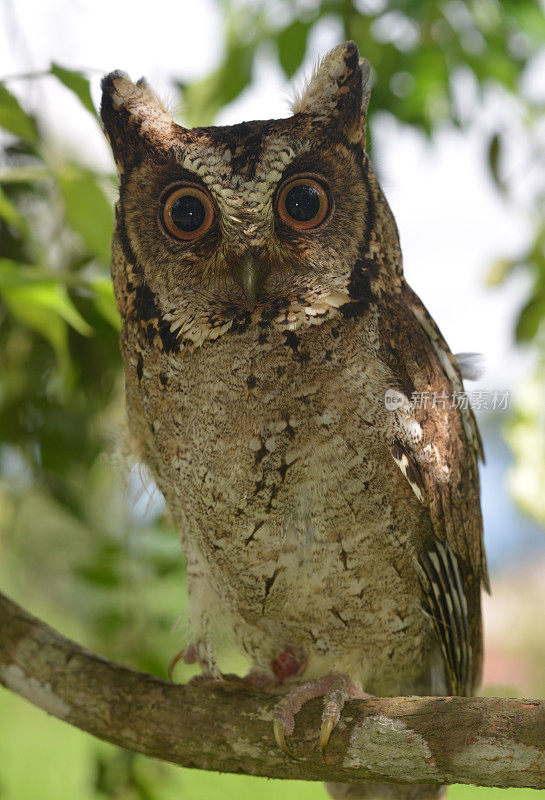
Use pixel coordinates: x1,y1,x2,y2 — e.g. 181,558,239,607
272,673,371,758
168,648,186,682
273,719,299,760
320,716,335,753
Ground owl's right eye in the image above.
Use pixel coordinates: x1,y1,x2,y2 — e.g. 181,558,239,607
161,185,215,241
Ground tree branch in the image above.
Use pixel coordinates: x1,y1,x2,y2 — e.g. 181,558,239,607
1,590,544,788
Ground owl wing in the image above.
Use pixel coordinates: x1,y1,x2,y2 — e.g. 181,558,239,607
380,284,488,694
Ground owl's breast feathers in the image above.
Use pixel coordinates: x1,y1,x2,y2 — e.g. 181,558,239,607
119,237,486,694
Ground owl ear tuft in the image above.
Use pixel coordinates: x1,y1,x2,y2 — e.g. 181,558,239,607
100,71,177,173
291,41,370,143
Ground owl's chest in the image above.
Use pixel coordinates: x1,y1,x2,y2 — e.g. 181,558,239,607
125,315,386,525
123,317,421,636
122,316,432,676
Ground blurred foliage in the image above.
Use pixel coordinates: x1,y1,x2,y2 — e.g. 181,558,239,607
182,0,542,131
1,1,545,798
505,368,545,530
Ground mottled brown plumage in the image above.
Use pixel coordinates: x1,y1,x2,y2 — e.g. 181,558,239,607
101,41,488,798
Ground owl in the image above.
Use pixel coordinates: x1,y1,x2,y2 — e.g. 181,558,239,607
100,41,488,800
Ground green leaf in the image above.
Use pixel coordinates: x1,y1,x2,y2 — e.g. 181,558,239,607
56,166,113,262
509,2,545,43
89,276,121,330
515,292,545,342
0,165,50,183
50,63,96,117
0,186,26,232
0,259,93,338
487,133,506,194
277,20,310,77
76,563,121,587
0,83,38,141
0,276,68,370
486,256,518,286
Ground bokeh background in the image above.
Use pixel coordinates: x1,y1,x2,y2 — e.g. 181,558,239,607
1,1,545,798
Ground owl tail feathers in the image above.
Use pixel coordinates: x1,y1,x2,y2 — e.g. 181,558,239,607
325,783,446,800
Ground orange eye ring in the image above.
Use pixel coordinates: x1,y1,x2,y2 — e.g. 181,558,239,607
276,176,330,230
161,184,215,241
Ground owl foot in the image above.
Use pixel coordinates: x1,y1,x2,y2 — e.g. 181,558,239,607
168,640,220,682
273,672,371,759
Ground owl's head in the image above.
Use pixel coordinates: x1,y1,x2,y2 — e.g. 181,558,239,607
101,41,402,345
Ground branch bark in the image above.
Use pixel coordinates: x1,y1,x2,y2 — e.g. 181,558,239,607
1,589,544,788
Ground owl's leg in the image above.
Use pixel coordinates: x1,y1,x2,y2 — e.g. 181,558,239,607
273,672,371,758
168,637,221,682
169,555,222,682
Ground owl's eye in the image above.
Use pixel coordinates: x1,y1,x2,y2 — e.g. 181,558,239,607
276,177,330,230
161,185,215,241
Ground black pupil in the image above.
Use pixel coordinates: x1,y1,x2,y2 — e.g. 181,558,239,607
285,184,321,222
170,194,206,232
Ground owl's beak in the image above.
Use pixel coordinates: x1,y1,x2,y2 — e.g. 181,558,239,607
232,255,268,307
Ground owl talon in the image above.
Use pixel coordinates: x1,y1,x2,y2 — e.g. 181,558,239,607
320,716,335,753
272,673,370,757
273,719,299,760
168,648,186,682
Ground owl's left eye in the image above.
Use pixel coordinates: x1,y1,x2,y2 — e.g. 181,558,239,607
161,185,215,241
276,176,330,231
